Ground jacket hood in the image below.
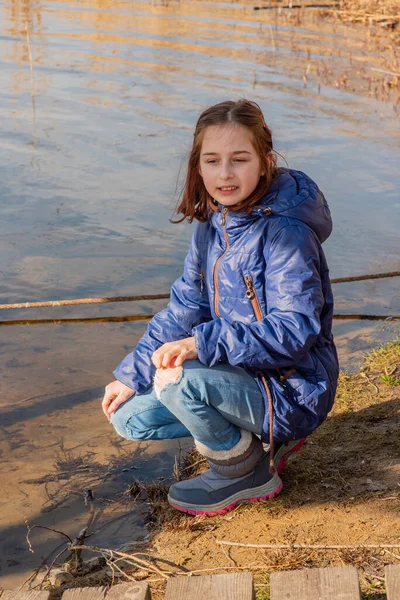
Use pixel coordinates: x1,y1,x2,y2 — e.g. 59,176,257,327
257,168,332,243
212,168,332,244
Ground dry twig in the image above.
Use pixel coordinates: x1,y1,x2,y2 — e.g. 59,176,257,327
68,544,171,580
216,540,400,550
25,520,73,553
146,565,271,583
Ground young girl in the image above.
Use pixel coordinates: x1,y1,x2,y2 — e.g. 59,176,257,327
102,99,339,516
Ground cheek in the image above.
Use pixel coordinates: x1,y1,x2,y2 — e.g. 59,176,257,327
201,170,214,189
244,165,261,186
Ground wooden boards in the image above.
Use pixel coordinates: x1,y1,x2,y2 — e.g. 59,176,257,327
55,583,150,599
0,593,50,599
270,566,361,599
385,565,400,600
106,582,151,599
165,572,255,600
3,565,400,598
61,589,106,600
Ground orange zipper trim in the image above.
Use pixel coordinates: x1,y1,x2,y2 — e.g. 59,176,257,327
213,208,230,318
244,275,263,321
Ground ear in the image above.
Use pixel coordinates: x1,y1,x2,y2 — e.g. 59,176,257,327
198,166,203,178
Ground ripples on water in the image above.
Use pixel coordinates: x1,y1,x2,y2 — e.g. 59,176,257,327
0,0,399,588
1,0,399,301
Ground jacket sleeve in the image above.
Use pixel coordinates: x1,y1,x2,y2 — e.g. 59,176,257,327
113,223,212,392
192,224,324,370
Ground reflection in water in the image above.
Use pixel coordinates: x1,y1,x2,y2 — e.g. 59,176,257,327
4,0,44,44
3,0,44,100
0,0,399,589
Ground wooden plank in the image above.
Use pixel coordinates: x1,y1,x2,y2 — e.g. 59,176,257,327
165,572,255,600
385,565,400,600
61,589,106,599
0,592,50,599
270,566,361,599
106,582,151,599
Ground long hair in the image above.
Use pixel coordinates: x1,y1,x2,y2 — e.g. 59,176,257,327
172,99,278,223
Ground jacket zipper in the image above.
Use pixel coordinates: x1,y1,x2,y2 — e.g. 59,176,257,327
200,268,204,293
213,207,230,318
244,275,263,321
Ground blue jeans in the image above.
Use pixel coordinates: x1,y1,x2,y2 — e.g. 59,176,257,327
110,360,265,452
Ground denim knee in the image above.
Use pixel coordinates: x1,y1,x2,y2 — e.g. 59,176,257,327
156,362,208,416
110,405,139,440
109,395,159,441
109,391,190,441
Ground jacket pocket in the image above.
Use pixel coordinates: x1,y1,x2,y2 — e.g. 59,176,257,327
265,368,328,440
279,353,331,417
200,267,205,293
195,262,207,296
243,273,264,321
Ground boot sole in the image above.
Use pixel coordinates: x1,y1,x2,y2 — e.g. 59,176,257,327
275,437,307,475
168,472,283,516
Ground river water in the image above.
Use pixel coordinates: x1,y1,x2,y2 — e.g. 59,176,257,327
0,0,399,589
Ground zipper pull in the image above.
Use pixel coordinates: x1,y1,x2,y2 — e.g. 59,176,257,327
200,269,204,292
221,207,228,226
244,276,255,300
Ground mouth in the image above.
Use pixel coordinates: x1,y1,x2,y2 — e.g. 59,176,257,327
217,186,239,193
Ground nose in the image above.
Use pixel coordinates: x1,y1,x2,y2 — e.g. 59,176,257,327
220,160,233,180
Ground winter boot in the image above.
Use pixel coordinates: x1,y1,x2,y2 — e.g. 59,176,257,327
168,429,282,516
265,437,308,475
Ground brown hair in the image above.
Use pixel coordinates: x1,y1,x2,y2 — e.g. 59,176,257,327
172,99,278,223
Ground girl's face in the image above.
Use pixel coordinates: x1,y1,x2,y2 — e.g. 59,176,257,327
198,123,264,207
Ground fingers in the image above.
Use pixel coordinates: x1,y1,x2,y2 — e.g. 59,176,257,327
152,342,187,369
102,382,135,421
107,391,133,416
173,353,185,367
151,349,162,369
152,346,174,369
102,390,116,421
152,337,198,370
161,349,180,368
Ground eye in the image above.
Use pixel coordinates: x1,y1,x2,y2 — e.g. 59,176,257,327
206,159,218,164
234,159,247,163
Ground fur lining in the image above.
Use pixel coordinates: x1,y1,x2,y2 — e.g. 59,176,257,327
195,429,253,462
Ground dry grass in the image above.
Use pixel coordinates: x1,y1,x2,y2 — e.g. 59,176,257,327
364,339,400,373
333,0,400,25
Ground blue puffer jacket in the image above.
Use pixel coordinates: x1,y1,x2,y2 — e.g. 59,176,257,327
114,168,339,442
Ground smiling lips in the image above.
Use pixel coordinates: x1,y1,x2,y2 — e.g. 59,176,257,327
218,186,238,193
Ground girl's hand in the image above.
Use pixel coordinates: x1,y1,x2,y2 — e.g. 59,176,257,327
102,380,135,421
152,337,198,369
